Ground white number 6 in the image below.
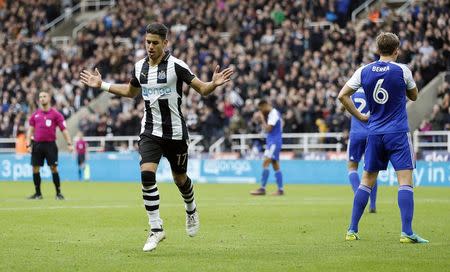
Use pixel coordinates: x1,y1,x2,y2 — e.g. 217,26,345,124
373,79,389,104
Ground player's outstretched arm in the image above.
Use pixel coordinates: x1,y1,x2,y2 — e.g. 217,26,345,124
338,85,369,122
80,68,140,98
190,65,234,96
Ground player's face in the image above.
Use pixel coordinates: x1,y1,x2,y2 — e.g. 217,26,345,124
145,33,167,61
39,92,50,106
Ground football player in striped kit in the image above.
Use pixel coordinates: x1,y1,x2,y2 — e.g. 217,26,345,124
80,23,233,252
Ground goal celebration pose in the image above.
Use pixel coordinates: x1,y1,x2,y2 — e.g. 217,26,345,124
80,23,233,251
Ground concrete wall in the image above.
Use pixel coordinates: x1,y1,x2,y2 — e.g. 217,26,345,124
56,92,113,150
407,72,447,131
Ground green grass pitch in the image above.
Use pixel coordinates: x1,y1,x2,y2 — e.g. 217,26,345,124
1,181,449,272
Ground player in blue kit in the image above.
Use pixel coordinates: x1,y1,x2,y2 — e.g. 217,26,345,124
348,88,377,213
338,32,428,243
250,100,284,196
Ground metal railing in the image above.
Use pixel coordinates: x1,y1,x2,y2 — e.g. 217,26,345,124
0,138,17,153
0,134,204,154
81,134,204,154
413,131,450,153
396,0,426,14
42,0,116,32
2,131,449,154
351,0,379,22
222,132,346,155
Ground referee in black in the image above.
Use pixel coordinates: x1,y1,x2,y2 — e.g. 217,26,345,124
26,91,74,200
80,22,233,251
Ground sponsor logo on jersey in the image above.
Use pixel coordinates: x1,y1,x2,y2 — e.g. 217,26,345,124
142,86,172,96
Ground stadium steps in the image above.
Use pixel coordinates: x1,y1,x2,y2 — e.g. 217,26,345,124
56,92,113,151
407,72,449,131
48,10,109,38
352,0,423,29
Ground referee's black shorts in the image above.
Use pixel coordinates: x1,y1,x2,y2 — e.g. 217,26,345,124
138,134,188,174
77,153,86,166
31,141,58,167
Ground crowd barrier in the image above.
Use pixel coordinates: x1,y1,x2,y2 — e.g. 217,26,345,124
0,152,449,187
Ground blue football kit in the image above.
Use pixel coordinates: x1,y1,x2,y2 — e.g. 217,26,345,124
264,108,282,161
348,88,369,163
346,61,416,172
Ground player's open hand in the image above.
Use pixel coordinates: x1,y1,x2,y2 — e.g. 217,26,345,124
212,65,234,87
80,68,102,88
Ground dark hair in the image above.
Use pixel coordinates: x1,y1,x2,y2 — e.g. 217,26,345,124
258,99,268,107
376,32,400,56
146,23,168,40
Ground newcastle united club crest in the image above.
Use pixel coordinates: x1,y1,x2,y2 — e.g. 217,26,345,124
157,70,166,80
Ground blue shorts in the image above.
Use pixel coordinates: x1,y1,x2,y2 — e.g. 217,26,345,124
364,132,415,172
348,134,367,162
264,141,282,161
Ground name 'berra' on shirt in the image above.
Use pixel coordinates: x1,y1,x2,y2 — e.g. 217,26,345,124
372,66,390,72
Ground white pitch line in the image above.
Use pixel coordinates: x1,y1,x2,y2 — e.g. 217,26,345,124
1,198,449,212
0,205,132,211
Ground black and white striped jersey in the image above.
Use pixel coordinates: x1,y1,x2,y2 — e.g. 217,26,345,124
130,53,195,140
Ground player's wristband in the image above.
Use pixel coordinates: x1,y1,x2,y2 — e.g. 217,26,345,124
100,81,111,92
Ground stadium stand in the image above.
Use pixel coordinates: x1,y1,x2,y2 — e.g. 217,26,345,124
0,0,448,151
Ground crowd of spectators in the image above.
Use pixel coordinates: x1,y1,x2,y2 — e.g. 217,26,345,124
419,80,450,133
0,0,449,152
0,0,84,138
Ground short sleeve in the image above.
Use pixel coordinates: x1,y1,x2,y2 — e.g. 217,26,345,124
346,66,363,90
56,112,66,130
130,67,141,88
174,61,196,84
267,110,280,126
29,114,35,127
401,65,416,90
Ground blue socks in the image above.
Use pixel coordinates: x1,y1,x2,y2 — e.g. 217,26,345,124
275,171,283,190
398,185,414,236
348,171,360,193
348,184,371,232
260,169,283,191
370,182,378,210
349,171,377,210
261,169,269,188
349,184,415,235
